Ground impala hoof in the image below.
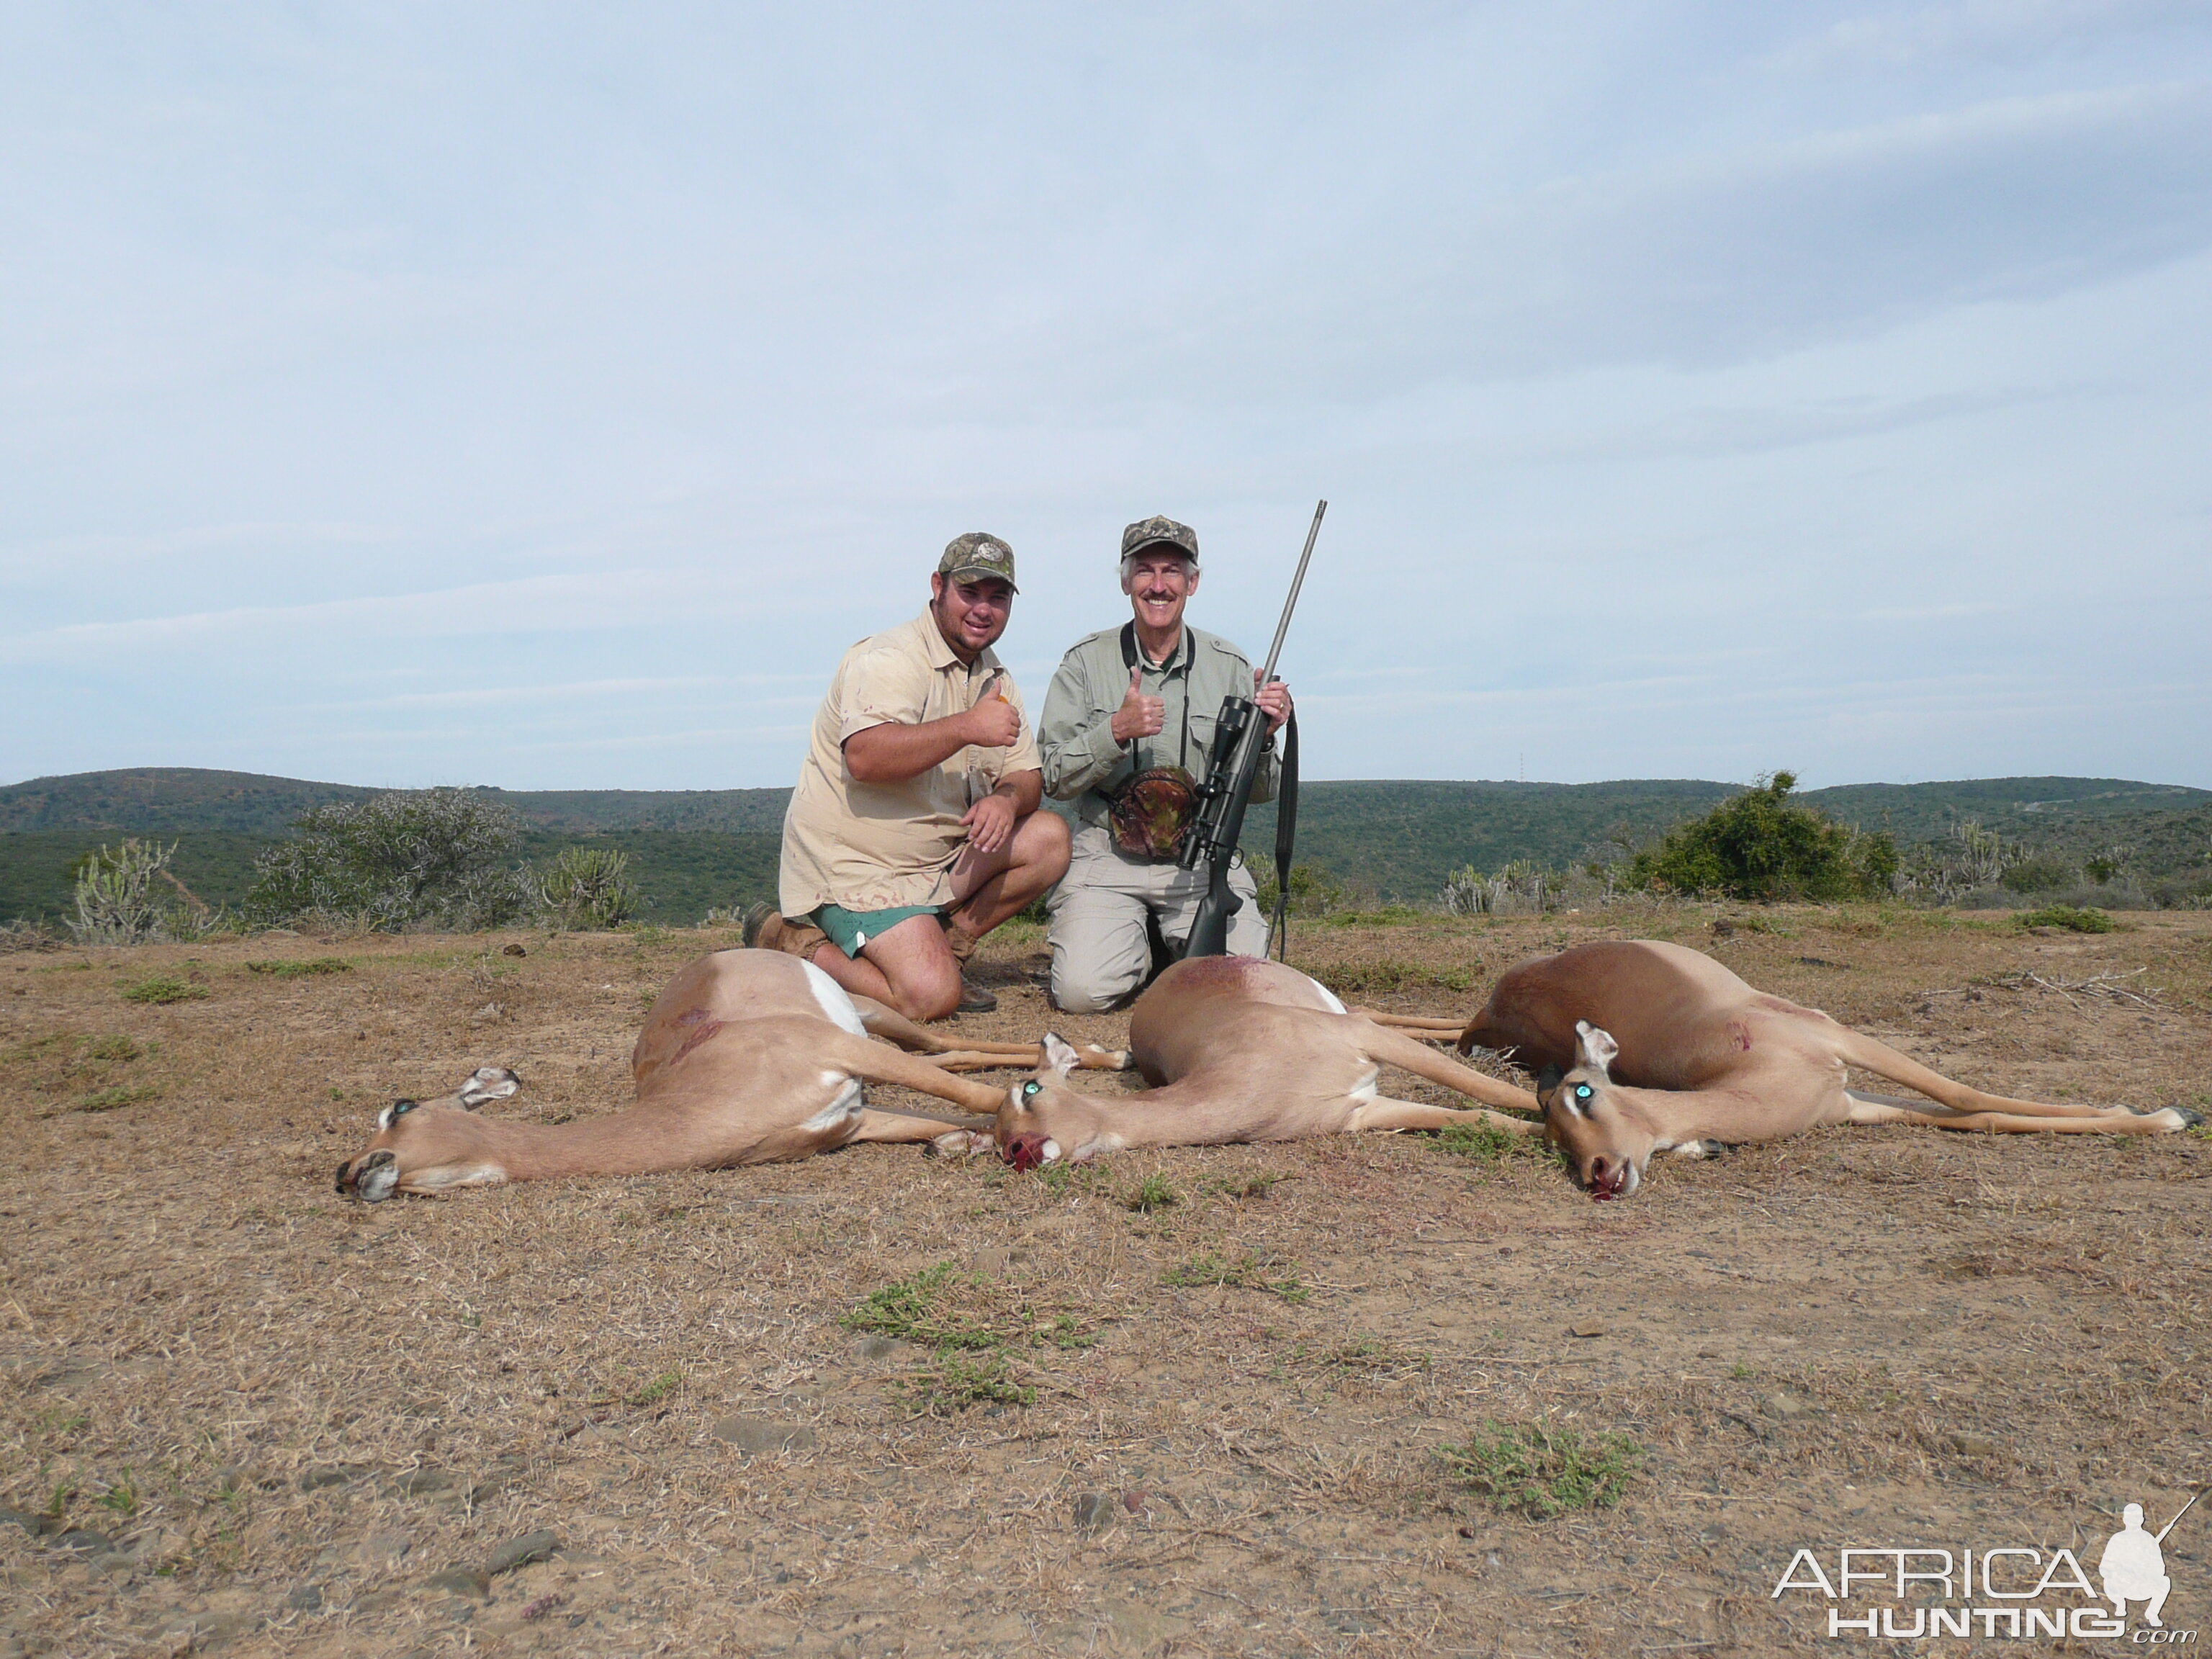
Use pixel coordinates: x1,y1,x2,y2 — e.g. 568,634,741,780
925,1130,992,1159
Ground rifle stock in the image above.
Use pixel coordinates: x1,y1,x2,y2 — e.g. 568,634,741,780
1177,500,1325,960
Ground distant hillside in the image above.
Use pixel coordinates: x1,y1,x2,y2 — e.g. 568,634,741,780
0,768,790,837
4,767,2206,920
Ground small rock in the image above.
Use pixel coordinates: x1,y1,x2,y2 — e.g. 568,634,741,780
502,944,527,958
357,1530,413,1565
966,1247,1012,1276
1696,1349,1722,1359
1762,1390,1821,1420
711,1415,817,1455
0,1509,55,1538
1121,1489,1148,1513
485,1529,559,1576
286,1584,324,1613
1326,1610,1380,1634
855,1335,909,1361
1568,1322,1607,1339
397,1469,454,1496
1950,1433,1997,1457
473,1002,505,1021
55,1528,114,1555
300,1465,367,1491
422,1566,490,1599
1070,1492,1115,1532
521,1592,571,1622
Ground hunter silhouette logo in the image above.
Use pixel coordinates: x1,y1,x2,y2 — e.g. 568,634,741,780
1771,1485,2203,1641
2102,1489,2200,1629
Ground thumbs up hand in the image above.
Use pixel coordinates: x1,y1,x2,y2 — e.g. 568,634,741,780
1111,662,1167,743
963,670,1022,749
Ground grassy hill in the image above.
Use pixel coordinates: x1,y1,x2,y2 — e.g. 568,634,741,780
0,768,790,837
4,767,2207,922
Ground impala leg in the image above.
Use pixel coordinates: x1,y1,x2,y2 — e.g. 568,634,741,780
1847,1097,2196,1135
1355,1022,1542,1114
1831,1030,2140,1120
819,1031,1010,1115
1348,1009,1466,1034
844,1110,994,1156
1349,1096,1542,1136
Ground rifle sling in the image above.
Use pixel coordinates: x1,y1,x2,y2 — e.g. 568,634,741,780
1271,708,1298,961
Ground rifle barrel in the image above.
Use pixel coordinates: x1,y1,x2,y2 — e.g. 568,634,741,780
1256,500,1326,685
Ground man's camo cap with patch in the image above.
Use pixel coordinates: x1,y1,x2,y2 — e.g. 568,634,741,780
937,532,1018,592
1120,515,1200,567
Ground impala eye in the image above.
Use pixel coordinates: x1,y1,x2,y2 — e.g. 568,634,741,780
1021,1082,1040,1100
1573,1084,1594,1102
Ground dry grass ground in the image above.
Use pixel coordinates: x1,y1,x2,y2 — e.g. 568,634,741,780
3,903,2208,1658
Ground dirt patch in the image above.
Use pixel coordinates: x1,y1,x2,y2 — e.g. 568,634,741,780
3,905,2208,1655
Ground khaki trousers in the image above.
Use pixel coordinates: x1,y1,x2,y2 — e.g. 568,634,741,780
1046,823,1269,1013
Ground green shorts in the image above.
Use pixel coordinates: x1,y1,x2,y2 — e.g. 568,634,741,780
808,902,940,958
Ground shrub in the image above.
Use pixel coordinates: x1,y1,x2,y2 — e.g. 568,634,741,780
68,840,179,945
122,976,207,1005
1441,858,1554,916
245,788,534,931
538,845,639,930
1999,858,2074,894
1628,772,1897,902
2016,905,2116,934
1249,855,1353,918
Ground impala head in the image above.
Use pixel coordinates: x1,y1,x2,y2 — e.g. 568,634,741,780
1538,1021,1655,1201
997,1035,1116,1169
333,1066,521,1202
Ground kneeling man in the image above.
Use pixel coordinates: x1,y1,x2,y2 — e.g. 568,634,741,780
748,534,1071,1020
1037,515,1292,1012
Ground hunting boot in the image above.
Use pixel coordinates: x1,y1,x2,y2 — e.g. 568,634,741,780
742,902,829,961
941,917,997,1013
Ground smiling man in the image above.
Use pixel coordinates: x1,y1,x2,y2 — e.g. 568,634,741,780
747,534,1070,1020
1036,515,1292,1012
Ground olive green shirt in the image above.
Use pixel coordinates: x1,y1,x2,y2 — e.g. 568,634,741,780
1038,624,1278,832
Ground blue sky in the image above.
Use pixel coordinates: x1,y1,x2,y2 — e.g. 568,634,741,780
4,1,2208,791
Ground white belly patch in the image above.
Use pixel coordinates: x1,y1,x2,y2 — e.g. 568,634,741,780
1303,974,1349,1015
799,1076,865,1132
1350,1065,1380,1103
801,958,870,1038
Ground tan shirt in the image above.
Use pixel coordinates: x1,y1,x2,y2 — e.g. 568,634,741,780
778,607,1043,917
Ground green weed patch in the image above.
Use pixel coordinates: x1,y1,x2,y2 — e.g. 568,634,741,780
1163,1250,1308,1303
245,958,354,977
121,976,207,1005
1437,1420,1642,1519
2015,904,2116,933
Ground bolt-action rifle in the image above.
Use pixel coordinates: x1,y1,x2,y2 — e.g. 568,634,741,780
1177,500,1326,961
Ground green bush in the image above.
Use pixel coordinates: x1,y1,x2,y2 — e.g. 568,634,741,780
1627,772,1897,902
2016,904,2116,933
537,845,639,930
245,789,534,931
122,976,207,1005
1999,858,2074,894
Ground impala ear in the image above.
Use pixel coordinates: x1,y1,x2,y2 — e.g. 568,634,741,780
1040,1033,1082,1078
1573,1021,1619,1075
458,1066,521,1109
1534,1064,1565,1101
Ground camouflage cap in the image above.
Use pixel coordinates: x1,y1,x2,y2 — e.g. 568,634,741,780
937,532,1018,593
1120,515,1199,567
